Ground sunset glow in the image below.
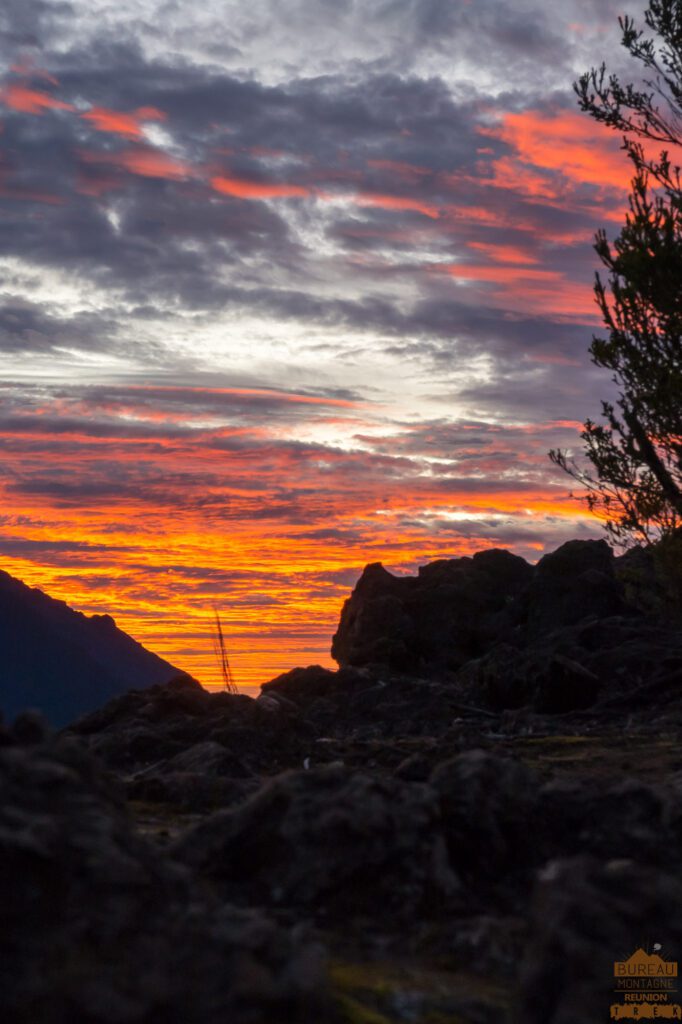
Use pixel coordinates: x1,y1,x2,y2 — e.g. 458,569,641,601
0,3,638,691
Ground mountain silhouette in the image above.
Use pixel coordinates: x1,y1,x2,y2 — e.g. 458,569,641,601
0,569,180,726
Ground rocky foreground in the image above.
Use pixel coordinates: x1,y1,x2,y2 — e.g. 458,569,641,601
3,539,682,1023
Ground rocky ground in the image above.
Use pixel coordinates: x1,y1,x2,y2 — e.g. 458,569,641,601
3,538,682,1023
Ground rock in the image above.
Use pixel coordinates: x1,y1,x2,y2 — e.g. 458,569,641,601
125,737,257,810
331,550,533,674
262,665,360,705
430,751,539,894
71,682,316,779
537,539,615,579
165,739,252,778
527,539,629,637
532,655,601,714
515,858,682,1024
173,763,459,923
127,771,258,811
333,587,416,669
535,776,678,867
394,751,435,782
457,645,600,713
0,730,331,1023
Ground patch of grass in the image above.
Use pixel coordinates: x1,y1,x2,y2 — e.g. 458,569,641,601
329,960,508,1024
334,993,392,1024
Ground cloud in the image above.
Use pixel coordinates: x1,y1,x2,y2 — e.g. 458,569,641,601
1,83,74,113
81,104,166,139
0,0,638,686
481,107,631,191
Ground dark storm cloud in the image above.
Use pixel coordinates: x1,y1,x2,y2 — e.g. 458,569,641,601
0,298,119,353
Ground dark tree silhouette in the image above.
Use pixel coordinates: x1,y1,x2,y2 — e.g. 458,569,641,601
574,0,682,189
551,1,682,544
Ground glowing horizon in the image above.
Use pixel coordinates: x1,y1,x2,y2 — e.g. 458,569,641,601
0,0,639,692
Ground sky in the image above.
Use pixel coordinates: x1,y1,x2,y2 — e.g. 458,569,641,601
0,0,644,689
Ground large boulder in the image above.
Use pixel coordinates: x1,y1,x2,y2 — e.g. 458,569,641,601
332,549,533,673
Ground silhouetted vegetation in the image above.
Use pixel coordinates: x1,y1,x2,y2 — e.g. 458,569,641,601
212,606,238,693
551,1,682,544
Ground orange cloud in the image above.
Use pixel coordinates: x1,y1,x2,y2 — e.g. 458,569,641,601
81,105,166,140
432,261,598,319
481,109,631,191
211,175,309,199
79,147,190,181
468,241,539,265
105,384,362,409
0,380,595,692
353,191,440,219
439,263,561,284
1,85,74,115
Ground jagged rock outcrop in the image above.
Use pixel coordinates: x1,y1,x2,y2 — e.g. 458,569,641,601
330,539,682,715
70,674,318,809
332,548,533,673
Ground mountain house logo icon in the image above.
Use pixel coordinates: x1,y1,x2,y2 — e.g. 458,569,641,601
611,948,681,1019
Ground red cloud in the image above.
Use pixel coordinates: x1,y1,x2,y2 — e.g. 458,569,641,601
440,263,560,283
433,262,598,319
481,108,631,191
0,383,591,692
353,191,440,219
211,173,440,218
467,241,539,265
0,184,64,204
211,175,309,199
1,85,74,115
79,147,190,182
81,105,166,140
109,384,361,409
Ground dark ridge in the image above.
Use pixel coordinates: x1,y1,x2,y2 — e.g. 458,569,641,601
0,568,180,726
